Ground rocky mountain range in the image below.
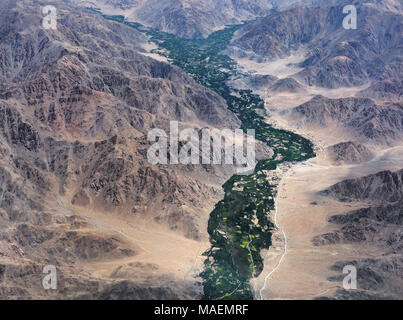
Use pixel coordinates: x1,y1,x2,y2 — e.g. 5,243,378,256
225,1,402,154
74,0,276,38
82,0,403,40
0,0,250,299
0,0,401,301
230,1,402,90
313,169,402,299
287,96,403,145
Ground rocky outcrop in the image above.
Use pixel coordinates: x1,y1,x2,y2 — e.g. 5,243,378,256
288,96,403,145
313,201,402,251
313,169,403,299
316,256,403,300
270,77,305,93
328,141,374,164
320,169,403,203
79,279,200,300
358,79,403,102
231,6,327,59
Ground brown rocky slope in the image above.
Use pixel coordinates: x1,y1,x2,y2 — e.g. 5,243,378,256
313,169,403,299
0,0,246,299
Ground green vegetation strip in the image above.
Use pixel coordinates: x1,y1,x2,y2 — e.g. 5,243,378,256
93,9,315,300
